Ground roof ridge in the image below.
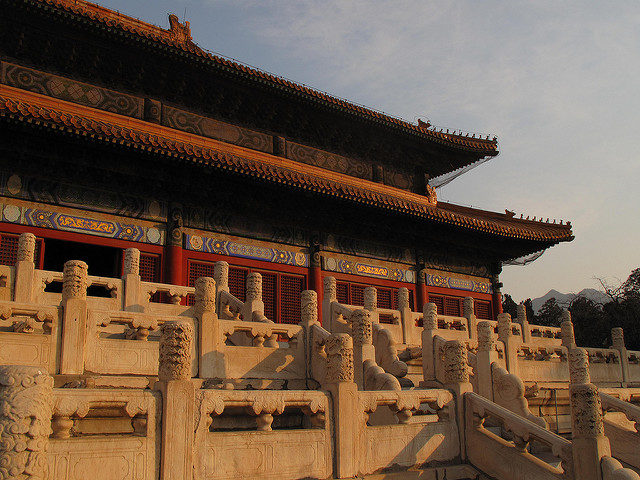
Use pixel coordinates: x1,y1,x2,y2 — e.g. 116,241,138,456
31,0,499,154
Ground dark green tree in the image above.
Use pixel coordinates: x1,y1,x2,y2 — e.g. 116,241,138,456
537,297,563,327
502,294,518,319
523,298,535,322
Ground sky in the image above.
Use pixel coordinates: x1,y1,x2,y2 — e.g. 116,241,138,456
94,0,640,301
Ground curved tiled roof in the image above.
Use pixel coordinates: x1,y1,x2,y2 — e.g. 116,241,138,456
0,85,572,244
28,0,498,156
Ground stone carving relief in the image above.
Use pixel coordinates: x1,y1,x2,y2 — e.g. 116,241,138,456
17,232,36,263
195,277,216,314
213,261,229,292
397,288,410,310
325,334,354,383
246,273,262,301
159,321,193,381
123,248,140,276
569,348,591,385
497,313,512,342
611,327,625,349
351,309,372,346
477,321,495,352
463,297,474,318
300,290,318,325
0,365,53,479
62,260,88,301
363,287,377,311
323,277,337,303
443,340,469,383
570,383,604,437
423,303,438,330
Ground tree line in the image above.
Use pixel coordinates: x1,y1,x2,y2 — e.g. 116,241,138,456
502,268,640,350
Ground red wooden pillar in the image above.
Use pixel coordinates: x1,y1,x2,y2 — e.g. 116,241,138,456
417,268,428,310
165,203,184,286
492,274,503,317
309,242,323,322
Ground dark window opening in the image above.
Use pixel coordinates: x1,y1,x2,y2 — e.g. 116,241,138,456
335,280,414,312
42,238,121,297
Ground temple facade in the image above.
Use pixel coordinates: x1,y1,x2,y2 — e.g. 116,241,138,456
0,0,573,328
5,3,638,480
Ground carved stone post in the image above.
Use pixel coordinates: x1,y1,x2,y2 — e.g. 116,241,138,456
517,302,531,343
195,277,219,378
497,313,518,375
561,310,576,349
322,276,337,330
300,290,318,382
363,286,378,324
14,232,36,303
324,333,358,478
611,327,629,385
60,260,88,375
122,247,142,312
397,287,413,344
421,302,438,385
0,366,53,480
476,321,497,400
242,272,264,322
463,297,476,339
351,309,374,389
443,340,472,460
157,321,195,480
569,348,610,480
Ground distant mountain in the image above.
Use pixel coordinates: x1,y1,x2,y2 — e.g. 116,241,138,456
530,288,610,313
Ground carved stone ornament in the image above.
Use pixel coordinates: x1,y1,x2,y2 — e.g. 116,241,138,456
195,277,216,314
213,261,229,292
477,321,495,352
569,348,591,385
351,309,372,346
423,303,438,330
561,319,576,347
611,327,625,349
364,287,377,311
570,383,604,437
62,260,88,301
246,273,262,300
443,340,469,383
123,248,140,276
517,303,527,323
397,288,410,310
497,313,512,341
325,334,354,383
300,290,318,325
159,321,193,381
323,277,337,303
17,233,36,263
0,365,53,479
463,297,474,318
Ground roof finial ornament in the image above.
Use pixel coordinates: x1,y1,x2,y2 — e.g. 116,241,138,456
168,13,192,46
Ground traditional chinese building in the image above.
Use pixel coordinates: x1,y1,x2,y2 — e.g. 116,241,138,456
0,0,573,325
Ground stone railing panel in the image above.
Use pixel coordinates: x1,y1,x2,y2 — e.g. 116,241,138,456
194,389,331,480
601,392,640,469
585,348,624,386
465,392,572,480
358,389,459,474
517,345,569,384
0,301,60,373
49,388,160,480
85,310,197,377
34,269,122,310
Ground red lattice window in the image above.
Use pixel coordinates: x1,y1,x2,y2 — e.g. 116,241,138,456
351,284,365,307
139,254,161,282
444,297,462,316
377,288,393,309
0,233,42,267
475,300,493,320
228,267,247,302
336,282,349,304
280,275,304,324
262,272,277,322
